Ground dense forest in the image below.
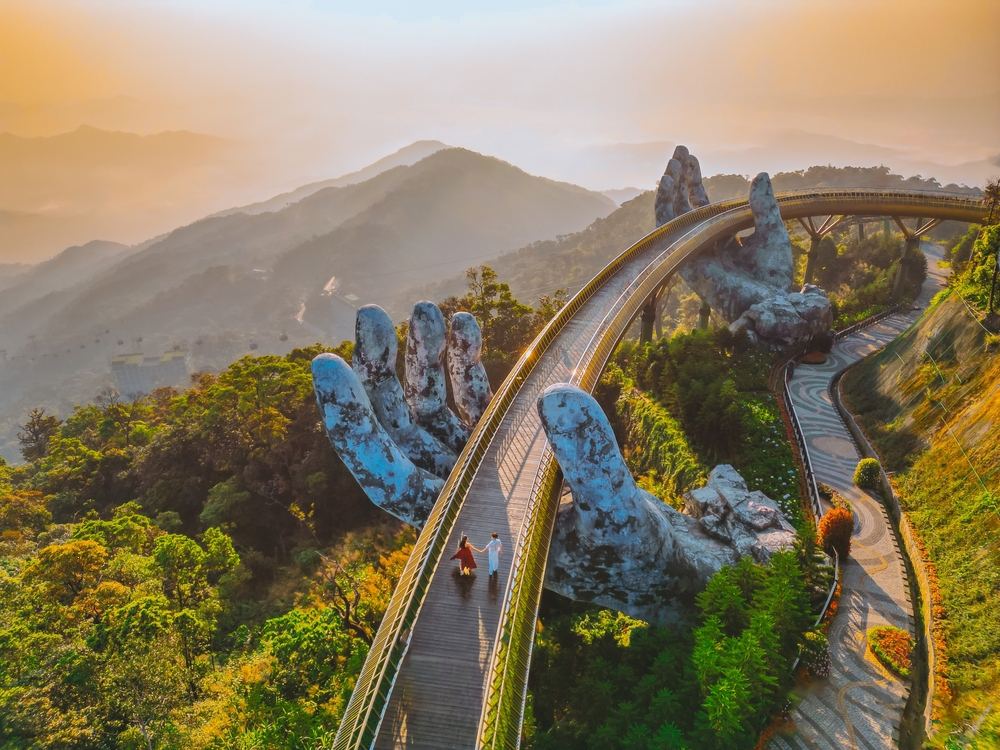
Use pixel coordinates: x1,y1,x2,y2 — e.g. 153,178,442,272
0,268,566,748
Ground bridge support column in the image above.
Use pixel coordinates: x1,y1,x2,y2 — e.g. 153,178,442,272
892,236,918,302
803,236,822,284
798,215,846,284
640,298,657,345
891,217,940,302
698,299,711,330
858,221,865,242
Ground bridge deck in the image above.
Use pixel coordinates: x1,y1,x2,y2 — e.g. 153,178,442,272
374,232,689,749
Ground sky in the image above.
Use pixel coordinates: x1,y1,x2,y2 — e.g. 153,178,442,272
1,0,998,195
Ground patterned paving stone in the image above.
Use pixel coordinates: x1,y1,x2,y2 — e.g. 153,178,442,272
773,247,946,749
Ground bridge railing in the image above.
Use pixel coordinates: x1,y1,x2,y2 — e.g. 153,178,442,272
783,361,825,523
834,304,904,340
333,188,987,750
333,193,745,750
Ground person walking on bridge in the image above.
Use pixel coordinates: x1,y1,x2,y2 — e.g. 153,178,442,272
451,535,478,575
481,532,502,576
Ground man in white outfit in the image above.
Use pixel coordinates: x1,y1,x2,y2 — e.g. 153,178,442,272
484,532,502,576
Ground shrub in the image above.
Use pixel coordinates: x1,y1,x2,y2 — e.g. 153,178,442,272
818,507,853,559
853,457,881,489
800,629,830,678
814,332,834,354
868,626,913,678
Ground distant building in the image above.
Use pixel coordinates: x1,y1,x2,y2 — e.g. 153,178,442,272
111,351,190,395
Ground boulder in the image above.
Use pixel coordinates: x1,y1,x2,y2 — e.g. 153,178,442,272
730,284,834,349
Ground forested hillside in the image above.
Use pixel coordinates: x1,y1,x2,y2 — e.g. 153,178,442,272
842,223,1000,747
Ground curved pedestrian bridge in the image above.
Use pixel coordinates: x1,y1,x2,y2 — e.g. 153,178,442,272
333,189,987,750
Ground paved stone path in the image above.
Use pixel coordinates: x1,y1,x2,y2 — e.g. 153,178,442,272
773,247,946,750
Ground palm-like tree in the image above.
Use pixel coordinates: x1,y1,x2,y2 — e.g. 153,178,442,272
984,177,1000,312
985,177,999,226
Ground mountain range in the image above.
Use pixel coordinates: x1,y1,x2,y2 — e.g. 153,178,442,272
0,146,615,461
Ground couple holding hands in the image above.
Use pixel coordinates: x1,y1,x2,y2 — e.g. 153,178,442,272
451,533,502,577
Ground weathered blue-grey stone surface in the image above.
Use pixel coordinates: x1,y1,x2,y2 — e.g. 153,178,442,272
654,145,711,225
538,383,796,625
405,301,472,454
446,311,493,427
669,170,833,348
669,147,692,217
353,304,456,478
730,284,834,349
312,353,443,527
684,152,710,208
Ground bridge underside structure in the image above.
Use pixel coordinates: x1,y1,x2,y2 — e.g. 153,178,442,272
332,189,986,750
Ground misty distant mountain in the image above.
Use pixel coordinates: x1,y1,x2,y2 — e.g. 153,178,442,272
0,262,29,280
211,140,449,217
602,188,644,206
0,146,614,460
0,126,252,261
0,239,139,317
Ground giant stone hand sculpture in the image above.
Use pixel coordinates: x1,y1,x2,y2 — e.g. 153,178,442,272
353,304,456,479
657,147,833,349
539,383,797,625
314,300,491,526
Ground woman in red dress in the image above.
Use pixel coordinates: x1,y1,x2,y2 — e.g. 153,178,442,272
450,535,478,575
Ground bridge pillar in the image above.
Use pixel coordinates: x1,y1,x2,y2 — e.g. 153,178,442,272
797,215,846,284
890,217,940,303
892,235,919,302
803,236,822,284
858,221,865,242
698,299,711,330
640,298,657,344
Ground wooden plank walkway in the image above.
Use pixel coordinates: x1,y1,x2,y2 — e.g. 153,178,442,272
373,238,688,749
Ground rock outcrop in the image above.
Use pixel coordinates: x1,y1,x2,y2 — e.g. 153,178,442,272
656,151,833,349
539,383,796,625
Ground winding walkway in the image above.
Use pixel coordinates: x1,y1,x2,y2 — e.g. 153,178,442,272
774,247,946,750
